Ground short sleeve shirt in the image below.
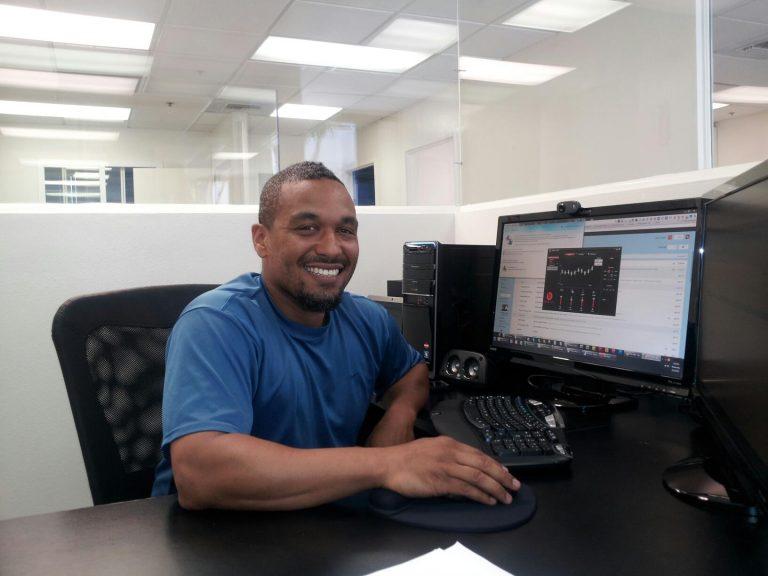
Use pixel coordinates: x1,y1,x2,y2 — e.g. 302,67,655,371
152,273,422,496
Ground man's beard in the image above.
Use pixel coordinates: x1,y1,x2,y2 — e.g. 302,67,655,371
293,286,343,313
290,254,351,313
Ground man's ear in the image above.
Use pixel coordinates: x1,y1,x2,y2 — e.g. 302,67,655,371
251,223,270,258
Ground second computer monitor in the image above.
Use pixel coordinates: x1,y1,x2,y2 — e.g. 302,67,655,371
489,199,703,393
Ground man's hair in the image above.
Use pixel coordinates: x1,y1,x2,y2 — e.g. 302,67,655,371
258,161,343,228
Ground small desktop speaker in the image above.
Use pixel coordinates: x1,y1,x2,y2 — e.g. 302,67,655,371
439,350,490,386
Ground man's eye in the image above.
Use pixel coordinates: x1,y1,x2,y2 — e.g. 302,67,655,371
338,227,357,236
296,225,318,233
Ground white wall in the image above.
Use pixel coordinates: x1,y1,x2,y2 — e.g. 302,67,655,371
0,206,454,521
358,3,699,206
357,89,458,205
716,110,768,168
455,164,752,245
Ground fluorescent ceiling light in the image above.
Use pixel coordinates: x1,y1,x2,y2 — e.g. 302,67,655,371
503,0,631,33
0,4,155,50
1,127,120,140
253,36,429,73
73,172,101,179
368,18,456,53
44,180,100,187
713,86,768,105
0,100,130,121
270,103,342,121
0,42,153,76
45,191,101,197
213,152,258,160
0,68,138,95
712,102,729,110
459,56,574,85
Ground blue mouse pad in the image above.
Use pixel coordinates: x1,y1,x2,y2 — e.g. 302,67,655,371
368,484,536,533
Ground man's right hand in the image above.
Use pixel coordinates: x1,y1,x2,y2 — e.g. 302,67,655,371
379,436,521,505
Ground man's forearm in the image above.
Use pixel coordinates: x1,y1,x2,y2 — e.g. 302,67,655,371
173,429,521,512
172,431,390,511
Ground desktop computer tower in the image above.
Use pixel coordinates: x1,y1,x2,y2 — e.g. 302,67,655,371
401,241,496,380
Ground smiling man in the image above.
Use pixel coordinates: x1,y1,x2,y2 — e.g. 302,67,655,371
152,161,519,510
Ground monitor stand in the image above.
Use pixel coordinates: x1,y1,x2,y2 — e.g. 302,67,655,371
663,456,761,521
526,374,638,416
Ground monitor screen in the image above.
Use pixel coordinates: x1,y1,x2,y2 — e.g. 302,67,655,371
695,166,768,512
489,200,702,389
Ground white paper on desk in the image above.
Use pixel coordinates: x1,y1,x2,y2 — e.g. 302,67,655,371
364,542,514,576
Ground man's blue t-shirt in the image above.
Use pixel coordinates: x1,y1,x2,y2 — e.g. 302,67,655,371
152,273,422,496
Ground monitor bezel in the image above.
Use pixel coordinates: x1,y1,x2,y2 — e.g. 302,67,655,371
488,197,705,394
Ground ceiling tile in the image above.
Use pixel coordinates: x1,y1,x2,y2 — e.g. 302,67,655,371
274,116,323,136
235,60,324,89
150,53,241,84
402,53,457,82
288,91,363,107
714,53,768,86
43,0,167,22
459,25,553,59
165,0,291,33
144,79,220,97
191,111,228,130
380,77,452,99
713,0,752,16
271,1,392,43
128,99,208,130
401,0,456,20
720,0,768,25
302,69,396,96
714,17,768,52
308,0,411,11
155,25,260,60
457,0,530,23
346,94,416,114
406,0,530,23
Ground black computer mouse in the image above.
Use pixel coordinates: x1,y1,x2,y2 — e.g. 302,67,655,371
368,486,537,533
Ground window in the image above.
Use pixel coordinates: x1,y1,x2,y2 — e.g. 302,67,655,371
43,167,135,204
352,164,375,206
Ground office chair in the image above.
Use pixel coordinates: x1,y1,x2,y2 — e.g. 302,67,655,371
52,284,217,505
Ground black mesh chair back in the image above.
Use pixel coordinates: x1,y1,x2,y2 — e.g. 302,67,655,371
52,284,217,505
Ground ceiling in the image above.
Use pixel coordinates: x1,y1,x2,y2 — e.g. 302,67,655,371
713,0,768,122
0,0,764,134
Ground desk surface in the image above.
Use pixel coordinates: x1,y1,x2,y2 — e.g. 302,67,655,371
2,396,766,576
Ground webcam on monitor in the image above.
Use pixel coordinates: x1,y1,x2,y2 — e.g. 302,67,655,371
556,200,582,216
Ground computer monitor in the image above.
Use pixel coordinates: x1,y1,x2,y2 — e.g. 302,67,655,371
685,161,768,516
489,199,703,394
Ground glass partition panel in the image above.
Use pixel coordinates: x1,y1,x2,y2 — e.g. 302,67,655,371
712,0,768,167
0,2,710,206
260,1,460,206
458,0,700,204
0,22,278,205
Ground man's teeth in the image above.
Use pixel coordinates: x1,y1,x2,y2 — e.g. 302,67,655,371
305,266,340,277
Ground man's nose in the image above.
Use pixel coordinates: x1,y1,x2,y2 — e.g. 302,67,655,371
315,228,342,256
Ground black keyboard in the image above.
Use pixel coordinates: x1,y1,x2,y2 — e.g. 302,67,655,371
430,395,573,470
